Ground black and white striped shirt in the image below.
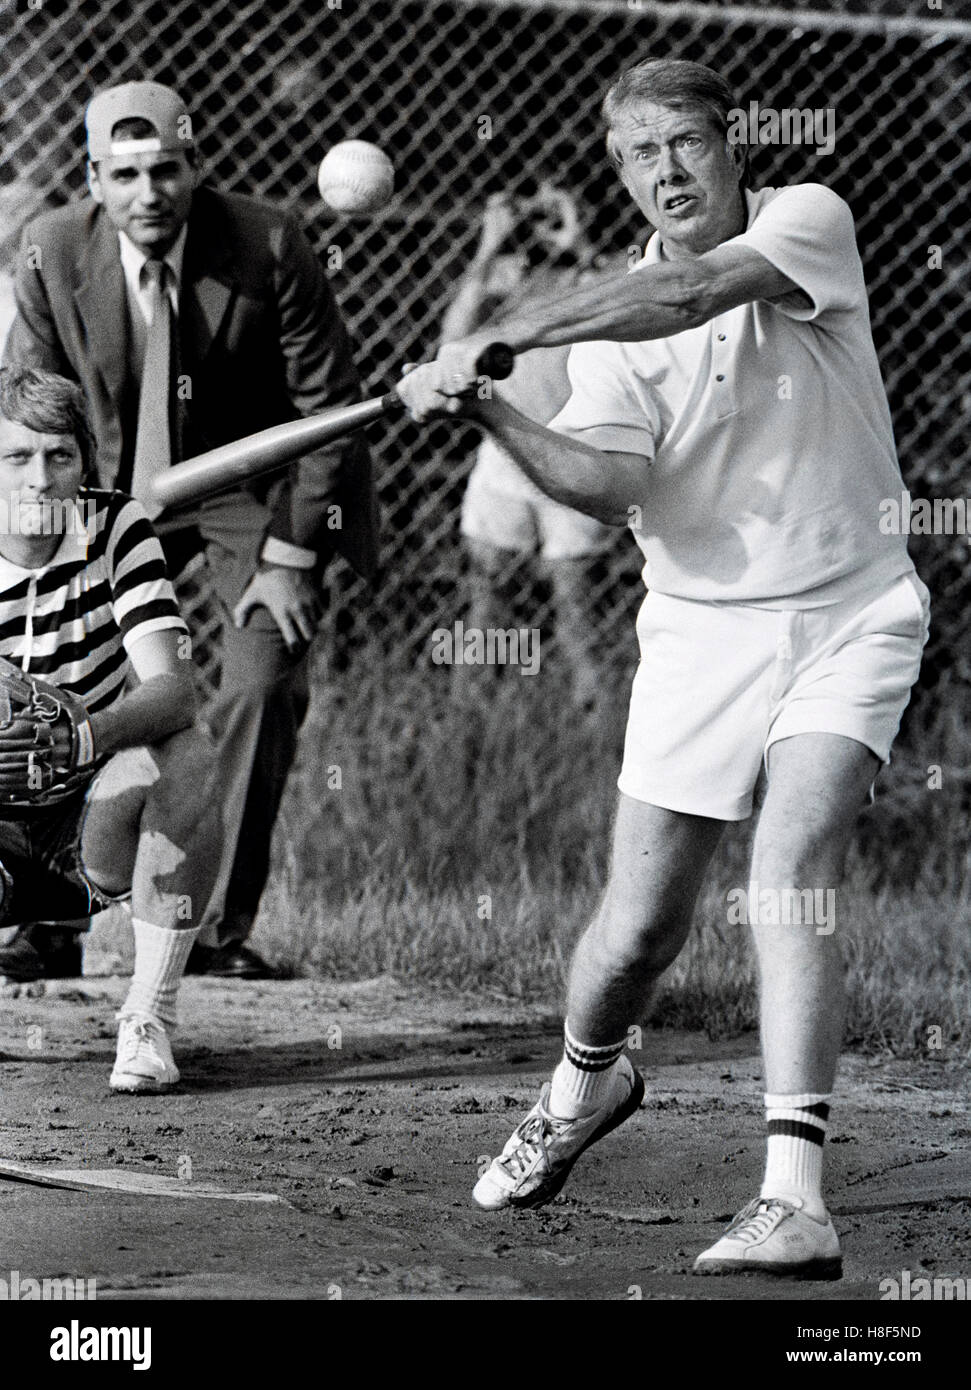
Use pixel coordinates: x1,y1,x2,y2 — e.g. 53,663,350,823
0,489,188,713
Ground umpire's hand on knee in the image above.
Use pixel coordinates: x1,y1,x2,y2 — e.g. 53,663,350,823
233,565,321,650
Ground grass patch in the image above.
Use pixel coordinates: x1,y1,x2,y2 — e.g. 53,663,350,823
255,646,971,1061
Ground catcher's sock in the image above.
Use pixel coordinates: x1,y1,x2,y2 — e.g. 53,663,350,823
547,1022,628,1119
122,920,200,1027
760,1091,831,1221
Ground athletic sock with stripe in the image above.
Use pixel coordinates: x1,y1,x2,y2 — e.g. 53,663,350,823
547,1021,628,1120
760,1091,831,1222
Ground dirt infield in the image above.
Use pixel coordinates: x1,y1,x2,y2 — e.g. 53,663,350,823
1,970,968,1302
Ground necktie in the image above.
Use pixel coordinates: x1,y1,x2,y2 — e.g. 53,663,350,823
131,258,173,519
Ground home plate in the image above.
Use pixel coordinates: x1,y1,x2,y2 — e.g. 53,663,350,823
0,1160,286,1203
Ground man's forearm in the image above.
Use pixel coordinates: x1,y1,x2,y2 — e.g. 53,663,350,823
472,396,642,526
91,674,196,758
481,261,705,353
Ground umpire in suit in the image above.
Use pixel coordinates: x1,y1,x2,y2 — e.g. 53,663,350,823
1,81,378,979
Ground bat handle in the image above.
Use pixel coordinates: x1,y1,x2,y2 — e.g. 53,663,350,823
474,342,514,380
386,341,515,414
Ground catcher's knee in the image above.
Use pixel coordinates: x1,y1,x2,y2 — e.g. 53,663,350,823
88,746,159,802
146,725,218,844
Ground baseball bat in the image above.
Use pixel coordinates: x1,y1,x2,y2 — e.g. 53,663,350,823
151,342,514,511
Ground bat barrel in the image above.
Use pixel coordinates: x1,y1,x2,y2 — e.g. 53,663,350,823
151,396,392,510
151,342,514,511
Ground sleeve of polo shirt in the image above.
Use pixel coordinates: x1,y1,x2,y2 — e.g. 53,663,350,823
724,183,862,321
547,340,660,459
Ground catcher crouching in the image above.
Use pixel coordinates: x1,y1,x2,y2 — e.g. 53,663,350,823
0,366,219,1092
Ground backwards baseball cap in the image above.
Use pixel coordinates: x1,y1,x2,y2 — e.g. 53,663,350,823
85,81,194,161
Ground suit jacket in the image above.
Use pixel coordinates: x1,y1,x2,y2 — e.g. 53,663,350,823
4,186,379,579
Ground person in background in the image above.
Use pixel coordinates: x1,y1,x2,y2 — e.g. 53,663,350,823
442,181,616,708
2,81,378,982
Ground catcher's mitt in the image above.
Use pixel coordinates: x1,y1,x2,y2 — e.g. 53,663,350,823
0,656,97,809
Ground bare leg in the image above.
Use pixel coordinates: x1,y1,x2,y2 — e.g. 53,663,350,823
455,539,518,786
545,555,600,709
473,792,724,1210
79,727,222,1091
567,793,725,1042
463,536,516,640
692,734,877,1273
80,726,220,933
748,732,878,1094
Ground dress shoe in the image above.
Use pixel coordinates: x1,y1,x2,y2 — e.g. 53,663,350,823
184,941,278,979
0,925,84,982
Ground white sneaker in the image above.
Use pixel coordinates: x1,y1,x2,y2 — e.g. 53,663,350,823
110,1013,180,1094
473,1055,644,1211
693,1196,842,1279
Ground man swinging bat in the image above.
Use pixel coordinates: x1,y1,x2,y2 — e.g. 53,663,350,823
129,59,926,1276
0,364,219,1092
396,59,929,1278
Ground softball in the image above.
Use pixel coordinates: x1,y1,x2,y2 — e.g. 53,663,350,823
317,140,395,215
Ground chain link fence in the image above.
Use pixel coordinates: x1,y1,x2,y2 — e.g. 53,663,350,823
3,0,969,695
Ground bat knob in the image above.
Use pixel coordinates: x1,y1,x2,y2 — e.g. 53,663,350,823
474,342,515,381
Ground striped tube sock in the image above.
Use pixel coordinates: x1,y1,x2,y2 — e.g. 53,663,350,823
121,920,200,1027
547,1022,628,1120
760,1091,831,1221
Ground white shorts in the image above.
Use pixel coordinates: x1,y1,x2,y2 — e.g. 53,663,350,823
618,571,930,821
460,439,613,561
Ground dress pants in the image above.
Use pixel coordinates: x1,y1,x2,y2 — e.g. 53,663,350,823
160,506,313,949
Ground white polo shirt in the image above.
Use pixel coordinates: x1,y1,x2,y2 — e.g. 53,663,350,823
550,184,913,607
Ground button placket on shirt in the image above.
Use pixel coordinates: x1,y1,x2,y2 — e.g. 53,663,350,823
711,319,737,419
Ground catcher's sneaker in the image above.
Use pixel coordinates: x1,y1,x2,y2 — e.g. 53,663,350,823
473,1054,644,1211
110,1013,180,1094
693,1197,842,1279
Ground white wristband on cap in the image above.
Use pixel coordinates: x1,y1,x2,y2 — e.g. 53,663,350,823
261,537,317,570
